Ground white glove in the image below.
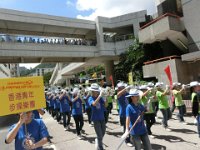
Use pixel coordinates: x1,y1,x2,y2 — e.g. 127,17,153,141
99,90,104,97
182,84,186,89
165,85,170,91
125,85,131,90
121,129,129,139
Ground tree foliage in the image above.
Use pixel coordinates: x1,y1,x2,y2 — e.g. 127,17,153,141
43,72,53,86
114,38,146,82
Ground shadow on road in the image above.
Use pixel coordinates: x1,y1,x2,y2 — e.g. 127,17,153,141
106,131,122,138
151,143,167,150
170,128,197,134
154,134,198,146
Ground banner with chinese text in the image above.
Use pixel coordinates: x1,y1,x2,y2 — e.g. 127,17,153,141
0,76,46,116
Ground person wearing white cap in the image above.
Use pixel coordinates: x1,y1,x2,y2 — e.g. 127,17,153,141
88,83,106,150
172,82,187,123
139,85,156,138
155,82,171,131
147,83,159,117
117,82,133,147
71,88,84,140
59,89,71,131
125,89,152,150
190,81,200,137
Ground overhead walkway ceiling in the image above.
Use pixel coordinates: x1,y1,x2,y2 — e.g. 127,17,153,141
0,8,96,39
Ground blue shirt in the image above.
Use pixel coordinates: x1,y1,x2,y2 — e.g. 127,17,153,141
118,93,129,117
60,96,70,113
126,103,147,135
32,110,40,119
72,98,82,115
84,96,90,109
54,98,60,109
88,96,105,121
7,119,49,150
49,97,54,107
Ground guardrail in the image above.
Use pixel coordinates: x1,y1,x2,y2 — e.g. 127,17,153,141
0,34,97,46
140,13,181,30
104,34,134,42
144,55,181,65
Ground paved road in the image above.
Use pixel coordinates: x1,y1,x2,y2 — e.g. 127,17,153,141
1,109,200,150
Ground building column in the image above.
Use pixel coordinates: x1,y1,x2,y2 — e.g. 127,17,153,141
133,22,140,38
95,17,104,50
104,60,114,86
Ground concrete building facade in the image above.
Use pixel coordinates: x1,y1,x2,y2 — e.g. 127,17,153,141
139,0,200,84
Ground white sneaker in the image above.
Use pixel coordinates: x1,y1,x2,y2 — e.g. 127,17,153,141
95,138,98,149
165,128,171,132
78,135,82,140
64,127,67,131
149,135,155,139
126,143,133,147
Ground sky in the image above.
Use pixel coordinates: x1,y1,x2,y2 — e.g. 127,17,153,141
0,0,156,69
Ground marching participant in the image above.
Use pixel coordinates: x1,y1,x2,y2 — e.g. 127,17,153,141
59,89,71,131
71,88,84,140
88,83,106,150
172,82,187,123
117,82,133,147
139,85,156,138
155,82,171,131
125,89,152,150
5,111,49,150
84,90,92,126
190,81,200,137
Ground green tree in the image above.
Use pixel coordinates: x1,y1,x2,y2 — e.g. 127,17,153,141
114,38,146,82
43,72,53,86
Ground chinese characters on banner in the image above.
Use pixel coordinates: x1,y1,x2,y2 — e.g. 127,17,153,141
0,76,46,116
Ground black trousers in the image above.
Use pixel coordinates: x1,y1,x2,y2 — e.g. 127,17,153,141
73,115,84,135
144,113,156,135
86,108,92,124
62,112,71,127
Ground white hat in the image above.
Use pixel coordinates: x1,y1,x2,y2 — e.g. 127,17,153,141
147,82,154,87
125,89,140,97
89,83,100,92
61,89,66,93
189,81,200,87
173,82,181,87
139,85,148,90
117,82,125,88
155,82,164,87
72,88,79,94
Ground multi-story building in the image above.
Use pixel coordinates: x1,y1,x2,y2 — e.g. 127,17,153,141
36,68,54,76
139,0,200,84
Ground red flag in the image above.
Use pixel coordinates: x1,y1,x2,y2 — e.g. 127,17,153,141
164,65,173,86
109,75,114,88
164,65,174,103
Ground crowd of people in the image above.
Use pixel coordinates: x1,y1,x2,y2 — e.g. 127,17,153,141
5,80,200,150
0,34,97,46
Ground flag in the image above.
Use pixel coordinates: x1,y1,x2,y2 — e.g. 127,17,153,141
164,65,174,103
109,75,114,87
164,65,173,86
92,72,97,78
